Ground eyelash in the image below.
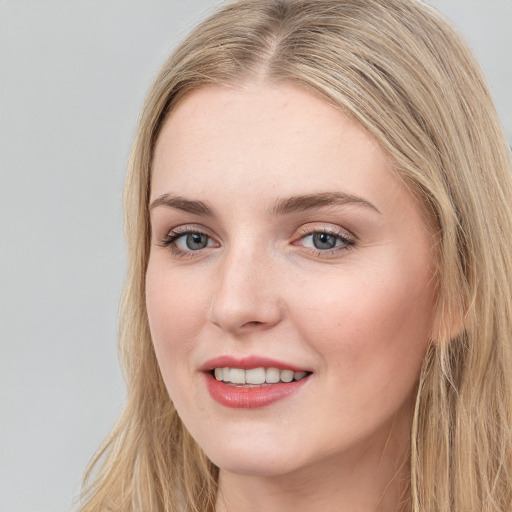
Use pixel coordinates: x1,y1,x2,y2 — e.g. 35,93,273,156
158,227,218,259
293,227,355,257
158,226,356,259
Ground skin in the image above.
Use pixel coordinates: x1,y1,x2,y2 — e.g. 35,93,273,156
146,83,439,512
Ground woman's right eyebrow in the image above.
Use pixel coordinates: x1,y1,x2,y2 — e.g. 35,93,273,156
149,194,214,216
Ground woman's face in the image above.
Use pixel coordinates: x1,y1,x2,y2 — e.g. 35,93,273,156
146,83,438,478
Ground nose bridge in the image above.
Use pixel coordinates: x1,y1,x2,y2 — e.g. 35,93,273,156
208,236,283,333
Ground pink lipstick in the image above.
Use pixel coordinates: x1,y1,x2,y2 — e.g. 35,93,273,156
201,355,311,408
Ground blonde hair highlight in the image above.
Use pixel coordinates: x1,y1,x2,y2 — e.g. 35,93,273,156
80,1,512,510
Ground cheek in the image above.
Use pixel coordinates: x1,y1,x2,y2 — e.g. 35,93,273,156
294,259,435,384
145,261,209,379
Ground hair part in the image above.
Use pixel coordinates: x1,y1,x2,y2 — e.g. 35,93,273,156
80,1,512,510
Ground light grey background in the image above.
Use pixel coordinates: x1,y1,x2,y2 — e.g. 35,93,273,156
0,1,510,511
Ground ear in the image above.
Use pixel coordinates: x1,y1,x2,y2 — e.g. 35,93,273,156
430,297,465,344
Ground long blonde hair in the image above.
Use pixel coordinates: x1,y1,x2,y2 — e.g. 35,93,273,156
80,1,512,510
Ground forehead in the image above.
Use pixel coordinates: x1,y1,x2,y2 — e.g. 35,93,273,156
151,83,393,202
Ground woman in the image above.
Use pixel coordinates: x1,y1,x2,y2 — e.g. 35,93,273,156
80,1,512,511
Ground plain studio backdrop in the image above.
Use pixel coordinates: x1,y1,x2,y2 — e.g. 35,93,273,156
0,1,510,511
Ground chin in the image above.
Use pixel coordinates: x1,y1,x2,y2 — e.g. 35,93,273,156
197,432,305,478
212,454,299,478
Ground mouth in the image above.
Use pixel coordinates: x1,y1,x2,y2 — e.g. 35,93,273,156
211,367,310,386
201,356,312,408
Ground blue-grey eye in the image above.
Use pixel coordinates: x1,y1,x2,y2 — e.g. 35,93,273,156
311,232,338,250
160,229,218,254
296,227,354,254
183,233,209,250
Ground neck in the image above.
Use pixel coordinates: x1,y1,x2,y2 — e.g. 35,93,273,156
215,418,411,512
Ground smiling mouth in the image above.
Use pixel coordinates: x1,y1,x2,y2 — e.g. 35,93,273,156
212,367,311,386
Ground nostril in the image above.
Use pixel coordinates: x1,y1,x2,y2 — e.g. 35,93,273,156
208,287,284,333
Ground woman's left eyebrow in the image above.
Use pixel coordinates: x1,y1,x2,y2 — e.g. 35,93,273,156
149,194,214,216
270,192,381,215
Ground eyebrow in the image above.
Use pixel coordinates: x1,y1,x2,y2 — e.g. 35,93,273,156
270,192,381,215
148,191,380,216
149,194,214,216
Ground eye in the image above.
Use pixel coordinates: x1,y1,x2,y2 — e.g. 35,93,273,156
158,227,219,257
176,232,211,251
293,226,355,256
303,232,341,250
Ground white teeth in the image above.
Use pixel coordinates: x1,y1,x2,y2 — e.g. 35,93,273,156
213,367,309,385
246,367,266,384
230,368,246,384
280,369,294,383
266,367,280,383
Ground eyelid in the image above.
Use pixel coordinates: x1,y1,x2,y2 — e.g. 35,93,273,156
157,224,220,257
159,223,217,240
294,222,356,241
291,222,356,256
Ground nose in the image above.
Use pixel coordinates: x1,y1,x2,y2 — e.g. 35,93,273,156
207,245,285,335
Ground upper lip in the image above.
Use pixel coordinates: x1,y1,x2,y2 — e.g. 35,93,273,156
200,355,310,373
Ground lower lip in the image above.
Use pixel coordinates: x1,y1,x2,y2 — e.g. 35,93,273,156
205,372,309,408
